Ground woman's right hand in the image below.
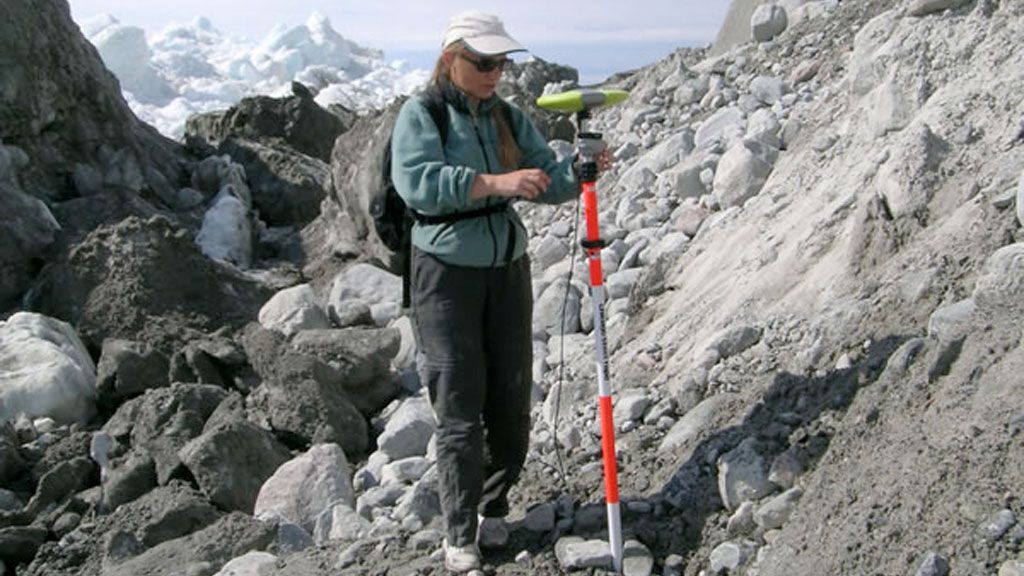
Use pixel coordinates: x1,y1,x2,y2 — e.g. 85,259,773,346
471,169,551,200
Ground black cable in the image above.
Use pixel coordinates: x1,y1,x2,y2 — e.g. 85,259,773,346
552,193,582,499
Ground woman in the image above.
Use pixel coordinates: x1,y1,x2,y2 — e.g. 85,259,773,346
390,10,612,573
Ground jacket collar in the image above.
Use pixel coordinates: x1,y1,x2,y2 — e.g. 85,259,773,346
435,77,503,116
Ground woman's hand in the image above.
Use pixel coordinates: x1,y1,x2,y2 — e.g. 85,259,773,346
471,169,551,200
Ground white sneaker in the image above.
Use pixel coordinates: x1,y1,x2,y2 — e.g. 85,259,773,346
477,515,509,549
443,539,482,573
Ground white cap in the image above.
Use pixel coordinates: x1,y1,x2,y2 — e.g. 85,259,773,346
441,11,526,56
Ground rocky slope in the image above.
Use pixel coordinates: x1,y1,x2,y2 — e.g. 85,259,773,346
1,1,1023,576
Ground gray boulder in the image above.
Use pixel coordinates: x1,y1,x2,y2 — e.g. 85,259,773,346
185,85,349,163
34,215,271,354
255,443,354,533
717,438,773,511
751,4,788,42
96,339,170,412
908,0,973,17
290,328,402,416
0,145,59,307
0,312,97,425
101,512,276,576
217,137,329,227
713,139,778,209
178,419,291,513
104,384,228,484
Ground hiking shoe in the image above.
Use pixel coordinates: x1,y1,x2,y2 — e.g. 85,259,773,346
443,539,482,573
477,515,509,549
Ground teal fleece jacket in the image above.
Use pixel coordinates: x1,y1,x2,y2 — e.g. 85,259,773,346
390,84,580,268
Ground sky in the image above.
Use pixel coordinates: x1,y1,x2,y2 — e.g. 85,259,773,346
68,1,730,84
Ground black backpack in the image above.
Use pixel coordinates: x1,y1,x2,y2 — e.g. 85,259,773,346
373,86,515,307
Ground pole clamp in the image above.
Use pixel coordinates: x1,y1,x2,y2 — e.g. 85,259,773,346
581,238,606,250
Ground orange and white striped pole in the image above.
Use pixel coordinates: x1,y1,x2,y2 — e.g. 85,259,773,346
537,89,629,573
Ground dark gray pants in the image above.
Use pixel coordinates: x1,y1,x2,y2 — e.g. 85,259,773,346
411,248,533,547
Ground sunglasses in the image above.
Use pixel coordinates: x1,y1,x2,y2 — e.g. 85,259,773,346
458,52,510,73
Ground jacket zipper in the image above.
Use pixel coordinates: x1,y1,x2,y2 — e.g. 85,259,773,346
472,111,500,267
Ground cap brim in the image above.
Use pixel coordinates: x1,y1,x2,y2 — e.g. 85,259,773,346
463,35,527,56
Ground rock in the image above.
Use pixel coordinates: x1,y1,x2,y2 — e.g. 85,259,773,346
555,536,613,570
286,327,401,415
998,560,1024,576
875,123,946,219
915,551,950,576
0,525,47,563
23,457,94,520
0,0,184,205
274,521,314,555
623,539,654,576
258,284,331,337
606,269,643,300
356,483,405,519
326,264,402,325
768,448,804,489
713,139,777,209
211,551,278,576
523,502,557,533
926,298,976,343
695,107,746,151
614,390,651,423
379,456,432,486
104,452,157,510
313,502,371,543
110,483,222,549
0,151,60,306
534,278,583,336
709,540,757,574
102,512,276,576
179,419,292,513
907,0,972,17
105,384,227,483
216,137,328,227
749,75,786,106
727,501,756,535
754,486,803,529
0,312,97,424
393,467,441,525
705,324,763,359
659,395,731,452
864,79,918,137
254,443,355,533
0,423,26,484
718,438,773,511
972,243,1024,321
376,394,436,461
186,90,348,163
95,339,170,412
978,509,1016,541
1017,170,1024,227
751,4,788,42
35,216,270,354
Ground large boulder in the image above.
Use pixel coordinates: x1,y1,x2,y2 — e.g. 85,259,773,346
0,0,185,203
0,145,60,308
95,339,170,413
100,512,276,576
217,138,329,227
289,328,402,415
0,312,96,424
185,84,349,163
32,215,272,354
178,419,291,513
103,384,228,484
327,100,406,271
253,443,354,532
